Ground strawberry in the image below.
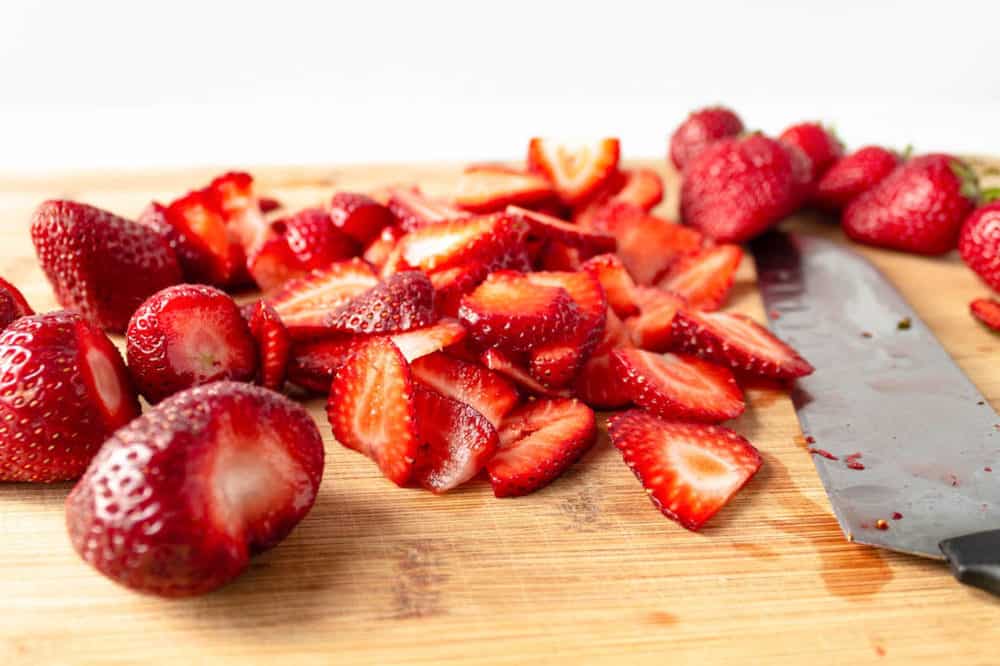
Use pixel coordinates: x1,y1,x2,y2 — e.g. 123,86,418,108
487,398,597,497
411,352,518,428
31,201,182,333
388,319,468,362
454,165,554,213
246,300,291,391
0,277,34,331
657,244,743,311
506,205,617,254
843,154,978,255
429,243,533,316
814,146,900,210
287,336,358,393
605,208,705,285
329,192,396,245
66,381,324,597
611,348,744,422
670,310,814,379
527,138,621,206
126,284,257,403
258,196,283,214
0,311,139,481
608,409,762,530
327,337,418,486
778,122,844,188
209,172,268,258
538,241,583,271
398,213,528,272
582,253,640,318
459,270,581,353
959,201,1000,291
387,186,468,231
411,385,498,493
246,234,304,292
575,310,634,409
680,134,809,243
363,225,405,269
326,271,437,335
278,207,359,270
971,298,1000,331
607,168,665,211
480,348,573,398
623,287,686,352
267,259,378,339
669,106,744,170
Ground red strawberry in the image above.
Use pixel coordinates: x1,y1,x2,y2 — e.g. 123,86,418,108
538,241,583,271
246,235,303,292
959,201,1000,290
0,277,34,331
624,287,686,352
278,207,359,270
329,192,395,245
681,134,809,243
527,138,621,206
246,301,291,391
480,348,573,398
66,381,324,597
428,243,533,317
611,348,744,422
327,337,418,486
399,213,528,272
363,225,405,269
487,398,597,497
971,298,1000,331
137,202,208,282
209,172,268,258
326,271,437,335
582,253,640,317
162,189,246,286
411,385,498,493
778,122,844,187
0,311,139,481
575,310,634,408
387,187,468,231
287,336,358,393
605,208,705,285
258,196,283,214
454,165,554,213
411,352,518,428
658,244,743,311
267,259,378,339
671,310,814,379
31,201,182,333
608,168,665,211
669,106,744,170
507,205,617,254
389,319,468,362
126,284,257,403
608,409,762,530
814,146,900,210
843,154,978,255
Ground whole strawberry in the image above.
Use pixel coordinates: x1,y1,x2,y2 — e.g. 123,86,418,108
814,146,900,210
0,311,139,482
32,200,182,333
843,154,978,255
959,199,1000,291
669,106,744,170
778,122,844,188
680,134,809,243
66,381,324,597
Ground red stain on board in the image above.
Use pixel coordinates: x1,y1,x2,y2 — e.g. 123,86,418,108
809,448,839,461
892,512,903,520
845,452,865,470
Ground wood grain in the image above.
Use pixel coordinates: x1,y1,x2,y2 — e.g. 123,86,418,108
1,160,998,665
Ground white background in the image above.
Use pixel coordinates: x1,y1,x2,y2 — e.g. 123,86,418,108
1,0,998,172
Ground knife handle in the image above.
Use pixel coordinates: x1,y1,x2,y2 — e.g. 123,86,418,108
939,530,1000,596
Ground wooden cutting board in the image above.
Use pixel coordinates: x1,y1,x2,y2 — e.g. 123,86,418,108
1,159,999,665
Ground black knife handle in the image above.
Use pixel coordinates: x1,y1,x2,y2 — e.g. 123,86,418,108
939,530,1000,596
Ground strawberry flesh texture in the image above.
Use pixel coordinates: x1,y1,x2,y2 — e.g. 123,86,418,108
507,205,617,254
363,225,405,270
0,276,33,331
387,187,468,232
537,241,583,271
247,234,306,293
247,301,292,391
814,146,900,210
267,259,378,339
669,106,744,170
658,244,743,311
430,243,533,317
582,253,641,318
480,348,572,398
778,122,844,188
971,298,1000,331
163,189,246,287
573,168,665,229
329,192,396,245
575,310,634,409
605,207,704,285
454,167,554,214
210,172,268,259
527,138,621,206
624,287,686,352
399,213,528,272
960,202,1000,291
389,319,468,362
411,351,518,429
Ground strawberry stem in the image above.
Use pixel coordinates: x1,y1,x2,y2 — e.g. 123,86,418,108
981,187,1000,205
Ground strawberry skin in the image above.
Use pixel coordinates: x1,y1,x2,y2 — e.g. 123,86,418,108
608,409,762,531
669,106,744,170
246,300,291,391
575,310,634,409
0,312,139,482
279,207,359,269
267,259,378,339
778,122,844,187
32,200,182,333
527,138,621,206
329,192,396,245
387,187,468,231
971,298,1000,331
411,351,518,429
325,271,437,334
0,276,34,331
66,381,324,597
959,201,1000,291
814,146,899,210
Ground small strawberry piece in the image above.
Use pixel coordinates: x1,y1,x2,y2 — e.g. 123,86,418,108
778,122,844,187
258,196,283,214
527,138,621,206
507,205,617,254
327,337,418,486
538,241,583,271
389,319,468,362
399,213,527,272
329,192,396,245
658,244,743,311
163,190,245,286
624,287,686,352
480,348,573,398
0,277,34,331
66,381,324,596
126,284,258,403
454,166,554,213
608,409,762,530
429,243,533,316
286,336,358,393
209,172,268,258
326,271,437,335
611,348,744,422
575,312,633,408
411,385,498,493
412,351,518,428
363,225,405,269
971,298,1000,331
247,301,291,390
814,146,900,210
387,186,468,231
608,209,705,285
669,106,744,170
671,310,814,379
32,201,182,333
959,201,1000,291
582,253,640,318
267,259,378,339
487,398,597,497
246,234,303,292
278,207,359,270
459,270,581,353
614,168,665,210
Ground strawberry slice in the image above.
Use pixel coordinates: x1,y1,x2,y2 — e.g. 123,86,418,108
608,208,705,285
387,186,468,231
487,398,597,497
209,171,268,257
363,225,404,269
538,241,583,271
582,253,640,318
278,207,359,270
527,138,621,206
165,189,245,286
459,270,581,353
429,244,533,316
326,271,437,335
246,300,292,391
267,258,378,339
454,166,554,213
624,287,686,352
389,319,468,362
507,205,617,254
327,337,418,486
608,409,762,531
287,336,358,393
480,348,573,398
612,168,665,210
611,348,745,422
247,235,305,292
575,310,634,409
971,298,1000,331
411,385,499,493
0,276,34,331
658,244,743,311
671,310,814,379
329,192,395,245
412,351,519,428
399,213,527,272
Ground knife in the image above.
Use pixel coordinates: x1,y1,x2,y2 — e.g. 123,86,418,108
751,231,1000,596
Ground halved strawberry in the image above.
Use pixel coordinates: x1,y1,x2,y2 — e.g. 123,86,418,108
611,348,744,422
362,225,405,270
0,276,34,331
575,310,634,409
208,172,268,258
971,298,1000,331
286,336,358,393
658,244,743,311
671,310,814,379
480,348,573,398
325,271,437,335
399,213,528,272
582,253,640,318
246,300,292,391
327,337,418,486
507,205,616,254
454,166,554,213
278,207,359,270
412,351,519,428
608,409,762,531
165,189,245,286
624,287,686,352
329,192,396,245
609,208,705,285
527,138,621,206
487,398,597,497
247,235,304,292
387,186,468,231
411,385,498,493
267,259,378,339
389,319,468,362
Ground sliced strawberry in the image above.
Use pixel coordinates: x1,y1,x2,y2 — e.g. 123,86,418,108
329,192,395,245
507,205,616,254
538,241,583,271
613,168,665,210
208,171,268,258
267,258,378,339
246,300,292,391
0,276,34,331
480,348,573,398
412,351,519,428
609,208,705,285
429,244,533,316
399,213,528,272
362,225,404,269
387,186,468,231
527,138,621,206
582,253,640,318
164,189,245,286
327,337,418,486
487,398,597,497
658,244,743,311
575,310,634,409
247,235,304,292
459,270,581,353
326,271,437,335
454,166,554,213
971,298,1000,331
671,310,814,379
611,348,744,422
608,409,762,531
286,336,358,393
389,319,468,362
278,207,359,270
624,287,686,352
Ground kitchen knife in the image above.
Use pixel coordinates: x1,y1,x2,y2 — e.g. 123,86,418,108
751,231,1000,596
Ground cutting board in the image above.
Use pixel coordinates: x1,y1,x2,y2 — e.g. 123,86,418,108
1,159,998,666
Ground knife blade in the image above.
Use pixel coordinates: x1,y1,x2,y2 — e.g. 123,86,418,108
751,231,1000,595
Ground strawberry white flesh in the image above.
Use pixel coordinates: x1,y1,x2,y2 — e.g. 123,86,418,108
527,138,621,206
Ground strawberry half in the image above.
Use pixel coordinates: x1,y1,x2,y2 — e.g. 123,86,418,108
582,253,640,318
329,192,396,245
624,287,686,352
163,186,250,288
326,271,437,335
454,166,554,213
387,186,468,231
658,244,743,311
971,298,1000,331
671,310,814,379
267,259,378,339
66,381,324,596
411,351,519,429
487,398,597,497
608,409,762,531
246,300,292,391
327,337,418,486
279,207,359,270
209,172,268,258
527,138,621,206
0,276,34,331
611,348,745,422
507,205,617,254
399,213,527,272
